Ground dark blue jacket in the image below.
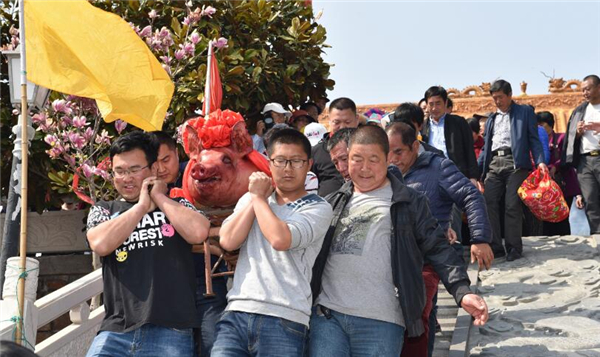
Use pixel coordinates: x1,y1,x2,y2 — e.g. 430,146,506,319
478,102,545,181
403,151,491,244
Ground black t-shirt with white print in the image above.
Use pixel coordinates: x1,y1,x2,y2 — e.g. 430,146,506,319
87,197,203,333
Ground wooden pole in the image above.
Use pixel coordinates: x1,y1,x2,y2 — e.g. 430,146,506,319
15,0,29,345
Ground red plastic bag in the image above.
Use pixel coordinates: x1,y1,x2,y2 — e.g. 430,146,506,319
518,169,570,223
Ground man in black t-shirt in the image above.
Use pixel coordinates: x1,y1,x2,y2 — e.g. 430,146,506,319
86,132,210,357
150,130,227,356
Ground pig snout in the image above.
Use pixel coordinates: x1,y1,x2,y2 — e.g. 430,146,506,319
190,163,220,181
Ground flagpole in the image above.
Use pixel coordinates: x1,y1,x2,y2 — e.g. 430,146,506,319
15,0,29,346
204,40,213,117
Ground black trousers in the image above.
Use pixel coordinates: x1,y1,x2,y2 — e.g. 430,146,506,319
484,155,530,254
577,155,600,234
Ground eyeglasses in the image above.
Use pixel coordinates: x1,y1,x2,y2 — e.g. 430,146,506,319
270,158,307,169
112,165,149,178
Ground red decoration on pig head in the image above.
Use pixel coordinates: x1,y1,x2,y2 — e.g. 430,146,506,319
171,109,271,209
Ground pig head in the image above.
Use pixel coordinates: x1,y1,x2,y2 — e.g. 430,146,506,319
175,109,270,209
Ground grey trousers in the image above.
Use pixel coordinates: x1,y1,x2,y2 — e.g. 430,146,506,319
577,155,600,234
484,155,530,254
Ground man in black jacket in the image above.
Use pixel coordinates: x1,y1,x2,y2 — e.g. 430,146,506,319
421,86,479,183
311,97,359,196
562,74,600,234
309,125,488,357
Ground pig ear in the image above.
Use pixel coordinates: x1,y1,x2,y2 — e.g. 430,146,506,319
230,121,253,156
184,124,201,154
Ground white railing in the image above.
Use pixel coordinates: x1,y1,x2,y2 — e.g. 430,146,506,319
0,268,104,356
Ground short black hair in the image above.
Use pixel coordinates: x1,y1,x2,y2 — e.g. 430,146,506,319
300,101,322,115
329,97,357,115
447,97,453,109
267,128,311,159
327,127,356,152
110,131,159,166
490,79,512,96
583,74,600,86
418,98,427,106
385,122,417,148
393,102,425,126
467,117,481,134
536,111,555,128
0,341,39,357
263,123,290,148
150,131,177,151
349,125,389,156
424,86,448,103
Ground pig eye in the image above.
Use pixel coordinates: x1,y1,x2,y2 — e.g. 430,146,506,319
222,156,232,165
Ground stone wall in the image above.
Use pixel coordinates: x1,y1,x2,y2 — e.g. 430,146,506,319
35,254,93,344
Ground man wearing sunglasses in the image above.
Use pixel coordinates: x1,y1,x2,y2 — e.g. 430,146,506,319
86,131,210,357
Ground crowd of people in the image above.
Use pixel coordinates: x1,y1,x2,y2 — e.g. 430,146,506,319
84,75,600,357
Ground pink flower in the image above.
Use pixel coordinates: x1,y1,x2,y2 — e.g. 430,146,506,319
47,146,64,159
139,25,152,38
83,127,94,141
190,30,201,45
36,118,54,132
115,120,127,134
176,123,185,144
64,154,76,167
158,27,170,39
201,5,216,17
182,42,195,56
95,129,112,145
72,115,87,128
94,167,110,180
162,64,172,76
32,112,47,125
148,9,158,20
82,163,95,179
60,115,73,127
68,132,87,149
52,99,72,115
214,37,228,49
174,49,186,60
160,55,171,65
44,134,58,146
182,16,191,26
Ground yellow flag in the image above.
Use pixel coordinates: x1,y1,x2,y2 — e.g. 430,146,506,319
24,0,173,131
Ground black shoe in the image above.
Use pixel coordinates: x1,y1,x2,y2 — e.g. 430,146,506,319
506,249,522,262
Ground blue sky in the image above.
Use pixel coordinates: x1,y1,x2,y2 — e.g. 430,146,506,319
313,1,600,105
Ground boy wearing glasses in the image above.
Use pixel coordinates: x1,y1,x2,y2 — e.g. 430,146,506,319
86,131,210,357
213,129,333,356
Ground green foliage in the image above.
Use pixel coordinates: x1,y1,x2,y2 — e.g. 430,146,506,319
0,0,334,209
93,0,334,128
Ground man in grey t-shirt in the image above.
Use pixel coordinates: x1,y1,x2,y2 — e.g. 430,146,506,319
310,125,489,357
213,129,333,357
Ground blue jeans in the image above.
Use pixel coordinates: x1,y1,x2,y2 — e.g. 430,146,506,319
86,323,194,357
309,306,405,357
194,254,228,356
211,311,308,357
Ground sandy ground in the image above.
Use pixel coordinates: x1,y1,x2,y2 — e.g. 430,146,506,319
468,235,600,357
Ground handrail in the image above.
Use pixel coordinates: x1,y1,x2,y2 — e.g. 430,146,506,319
35,268,103,327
